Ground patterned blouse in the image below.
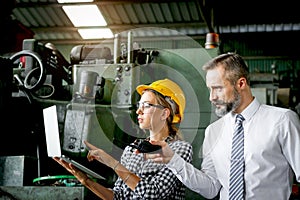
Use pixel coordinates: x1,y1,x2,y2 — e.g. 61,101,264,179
113,139,193,199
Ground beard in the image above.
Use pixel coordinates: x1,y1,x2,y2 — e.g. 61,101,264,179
213,88,241,117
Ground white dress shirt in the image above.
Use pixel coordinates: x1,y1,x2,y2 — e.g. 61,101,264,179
167,98,300,199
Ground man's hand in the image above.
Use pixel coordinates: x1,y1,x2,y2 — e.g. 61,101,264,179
141,140,175,164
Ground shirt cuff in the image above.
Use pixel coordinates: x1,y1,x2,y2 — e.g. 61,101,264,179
166,153,184,180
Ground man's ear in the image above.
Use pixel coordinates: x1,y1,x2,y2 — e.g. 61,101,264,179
238,77,247,88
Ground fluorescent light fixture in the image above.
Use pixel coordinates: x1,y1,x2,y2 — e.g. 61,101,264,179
62,5,107,27
59,2,112,39
58,0,93,3
78,28,114,39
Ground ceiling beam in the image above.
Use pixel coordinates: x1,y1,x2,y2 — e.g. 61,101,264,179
30,22,208,33
15,0,193,8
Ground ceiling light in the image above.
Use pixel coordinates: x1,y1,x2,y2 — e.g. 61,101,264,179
78,28,114,39
62,5,107,27
58,0,93,3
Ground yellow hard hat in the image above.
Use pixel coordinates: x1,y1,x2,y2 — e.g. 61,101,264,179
136,78,186,123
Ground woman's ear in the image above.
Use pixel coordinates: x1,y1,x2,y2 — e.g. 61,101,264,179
161,108,170,120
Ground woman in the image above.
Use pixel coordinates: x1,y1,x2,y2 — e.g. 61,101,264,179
54,78,193,199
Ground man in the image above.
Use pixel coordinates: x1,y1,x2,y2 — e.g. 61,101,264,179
148,53,300,199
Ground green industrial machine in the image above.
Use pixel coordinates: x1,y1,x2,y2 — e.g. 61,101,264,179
0,28,219,199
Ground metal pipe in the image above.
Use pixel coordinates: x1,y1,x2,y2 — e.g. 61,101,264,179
127,31,132,64
114,33,120,64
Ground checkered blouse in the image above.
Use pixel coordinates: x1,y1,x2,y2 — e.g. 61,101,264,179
113,140,193,199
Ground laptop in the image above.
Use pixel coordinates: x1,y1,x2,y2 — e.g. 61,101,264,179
43,105,105,180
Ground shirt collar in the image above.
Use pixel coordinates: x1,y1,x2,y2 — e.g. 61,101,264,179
231,97,261,122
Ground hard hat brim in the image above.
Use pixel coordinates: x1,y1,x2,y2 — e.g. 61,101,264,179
136,85,156,95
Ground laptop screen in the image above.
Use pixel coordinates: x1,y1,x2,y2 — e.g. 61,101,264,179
43,105,62,157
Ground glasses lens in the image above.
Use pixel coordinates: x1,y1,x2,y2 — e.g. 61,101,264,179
137,102,145,109
136,102,164,110
143,102,150,108
137,102,151,109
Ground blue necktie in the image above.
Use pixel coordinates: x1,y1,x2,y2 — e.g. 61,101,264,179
229,114,245,200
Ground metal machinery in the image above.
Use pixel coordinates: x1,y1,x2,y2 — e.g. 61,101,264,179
245,51,300,112
0,28,218,199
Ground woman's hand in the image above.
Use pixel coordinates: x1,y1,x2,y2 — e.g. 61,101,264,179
53,157,88,184
85,140,118,169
